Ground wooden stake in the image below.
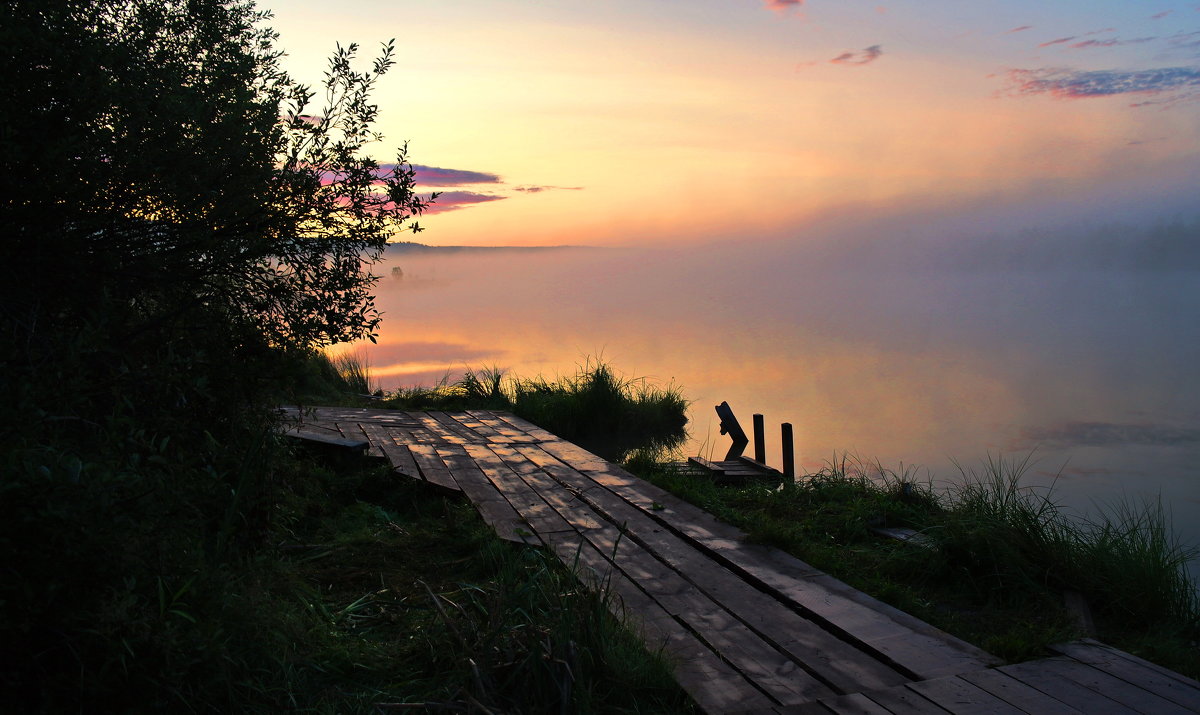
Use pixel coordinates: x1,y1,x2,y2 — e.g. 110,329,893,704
753,413,765,464
782,422,795,480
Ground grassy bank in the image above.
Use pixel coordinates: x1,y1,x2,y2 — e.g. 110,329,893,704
627,451,1200,678
375,358,689,462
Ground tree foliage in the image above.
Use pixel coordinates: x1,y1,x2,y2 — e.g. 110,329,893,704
0,2,431,708
1,0,428,351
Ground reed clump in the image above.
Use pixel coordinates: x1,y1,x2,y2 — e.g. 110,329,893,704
633,452,1199,674
381,359,689,462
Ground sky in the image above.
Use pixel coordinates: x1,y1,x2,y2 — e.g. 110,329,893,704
259,0,1200,247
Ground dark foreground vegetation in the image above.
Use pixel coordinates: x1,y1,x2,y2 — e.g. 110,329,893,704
3,0,1196,710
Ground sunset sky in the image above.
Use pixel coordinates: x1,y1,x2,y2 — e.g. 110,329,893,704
260,0,1200,246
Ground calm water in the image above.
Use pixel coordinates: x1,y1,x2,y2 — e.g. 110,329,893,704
351,237,1200,568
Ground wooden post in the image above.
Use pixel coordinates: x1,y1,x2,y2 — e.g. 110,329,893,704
753,413,765,464
714,402,749,460
781,422,794,480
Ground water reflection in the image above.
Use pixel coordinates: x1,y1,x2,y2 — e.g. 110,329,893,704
352,237,1200,561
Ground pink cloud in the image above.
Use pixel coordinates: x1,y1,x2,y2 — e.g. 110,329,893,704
1039,36,1075,47
419,190,505,215
763,0,802,10
830,45,883,65
405,164,501,187
1007,25,1034,34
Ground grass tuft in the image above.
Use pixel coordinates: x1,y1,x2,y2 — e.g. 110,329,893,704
629,450,1199,675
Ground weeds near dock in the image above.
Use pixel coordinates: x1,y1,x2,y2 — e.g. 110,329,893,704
378,358,689,461
631,451,1199,675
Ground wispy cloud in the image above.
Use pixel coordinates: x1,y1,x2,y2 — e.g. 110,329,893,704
513,185,584,193
1039,36,1076,48
1007,25,1034,34
421,190,506,215
762,0,802,12
406,164,502,187
1004,65,1200,103
1152,10,1174,20
830,45,883,65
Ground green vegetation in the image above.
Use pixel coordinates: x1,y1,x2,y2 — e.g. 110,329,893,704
381,359,690,462
0,1,686,710
628,452,1200,677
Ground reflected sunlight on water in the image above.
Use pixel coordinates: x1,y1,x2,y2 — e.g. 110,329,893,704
344,239,1200,566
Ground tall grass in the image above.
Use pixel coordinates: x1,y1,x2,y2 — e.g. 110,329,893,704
510,359,689,461
383,359,689,461
925,454,1199,627
629,451,1199,672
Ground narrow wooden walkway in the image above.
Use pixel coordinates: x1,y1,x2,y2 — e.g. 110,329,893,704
282,406,1200,714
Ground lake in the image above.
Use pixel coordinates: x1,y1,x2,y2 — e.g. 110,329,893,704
347,231,1200,570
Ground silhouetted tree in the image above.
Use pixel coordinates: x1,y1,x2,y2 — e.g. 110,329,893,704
1,0,427,351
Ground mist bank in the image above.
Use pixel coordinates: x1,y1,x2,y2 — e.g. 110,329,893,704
385,241,603,255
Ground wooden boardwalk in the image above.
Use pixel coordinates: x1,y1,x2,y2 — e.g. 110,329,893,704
283,406,1200,714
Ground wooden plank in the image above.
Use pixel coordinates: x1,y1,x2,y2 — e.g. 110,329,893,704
443,411,508,441
487,445,609,531
462,444,575,536
688,456,726,475
466,410,540,442
486,411,560,442
1028,656,1193,714
338,422,383,457
435,445,537,545
904,676,1025,714
958,668,1081,714
401,411,468,444
405,443,461,492
282,425,368,450
501,451,833,705
769,692,894,714
860,684,950,714
552,534,776,714
1048,640,1200,710
426,410,491,443
359,423,422,479
534,442,999,679
514,443,910,695
996,659,1142,714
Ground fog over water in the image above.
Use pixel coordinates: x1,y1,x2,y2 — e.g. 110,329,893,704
350,213,1200,569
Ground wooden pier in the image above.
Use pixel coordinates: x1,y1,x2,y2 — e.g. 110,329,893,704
283,406,1200,714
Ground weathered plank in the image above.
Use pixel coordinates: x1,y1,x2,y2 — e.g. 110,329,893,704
904,675,1025,714
496,449,834,705
283,425,369,450
402,411,469,444
552,533,776,714
435,445,537,545
533,439,998,679
359,423,422,478
859,684,948,714
338,422,383,457
466,410,540,442
1048,640,1200,711
688,456,726,475
405,443,461,492
514,443,910,695
426,411,491,443
461,443,575,536
997,659,1139,714
443,411,509,442
957,668,1081,714
1028,657,1193,714
486,411,560,442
